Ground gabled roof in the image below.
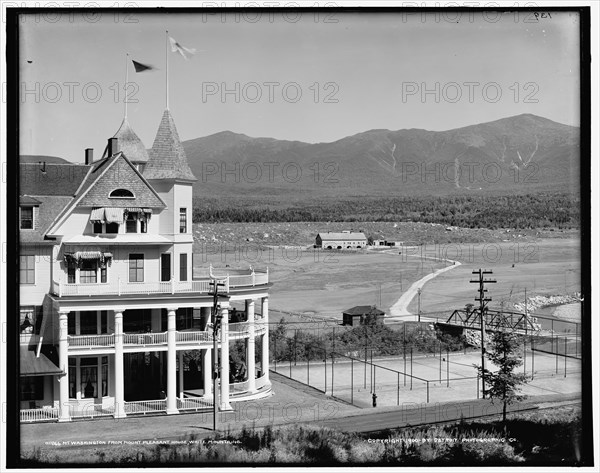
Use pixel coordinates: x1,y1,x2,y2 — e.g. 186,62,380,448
318,232,367,241
46,152,166,236
113,117,150,163
143,109,197,181
20,162,91,196
343,306,386,316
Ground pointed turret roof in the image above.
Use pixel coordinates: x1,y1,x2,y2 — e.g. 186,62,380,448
113,117,150,163
143,110,197,181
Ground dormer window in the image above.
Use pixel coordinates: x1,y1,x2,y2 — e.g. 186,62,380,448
109,189,134,198
20,207,34,229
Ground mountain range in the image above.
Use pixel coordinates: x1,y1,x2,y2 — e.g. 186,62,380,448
21,114,580,201
183,114,580,199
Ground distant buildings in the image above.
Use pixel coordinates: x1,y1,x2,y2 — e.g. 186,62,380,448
315,231,367,249
342,306,385,326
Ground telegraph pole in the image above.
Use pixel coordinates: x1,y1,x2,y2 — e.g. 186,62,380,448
417,288,422,322
209,279,226,431
470,269,496,399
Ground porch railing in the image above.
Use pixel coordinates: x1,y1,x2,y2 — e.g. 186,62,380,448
230,380,250,393
52,269,268,298
20,407,59,422
124,399,167,415
177,397,212,411
69,403,114,419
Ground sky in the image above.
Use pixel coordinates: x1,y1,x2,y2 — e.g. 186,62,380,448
18,10,581,163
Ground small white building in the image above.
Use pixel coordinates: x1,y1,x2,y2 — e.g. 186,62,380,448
315,231,367,249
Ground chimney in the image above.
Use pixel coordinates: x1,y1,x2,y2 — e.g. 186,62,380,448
85,148,93,165
108,137,119,156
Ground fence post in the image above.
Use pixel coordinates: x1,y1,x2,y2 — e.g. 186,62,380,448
274,335,277,371
531,337,535,380
410,346,413,390
575,323,579,358
555,335,559,374
476,375,479,399
307,356,310,385
351,358,354,405
373,366,376,397
324,347,327,394
331,354,334,397
439,341,442,383
426,381,429,404
397,373,400,406
446,348,449,388
564,336,567,378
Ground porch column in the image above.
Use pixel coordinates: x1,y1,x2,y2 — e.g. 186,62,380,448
246,300,256,392
202,348,212,398
113,309,126,418
58,311,71,422
219,306,232,410
261,297,270,385
178,350,184,399
166,308,179,414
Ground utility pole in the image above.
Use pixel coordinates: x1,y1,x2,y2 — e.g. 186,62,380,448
470,269,496,399
208,279,226,431
417,288,422,322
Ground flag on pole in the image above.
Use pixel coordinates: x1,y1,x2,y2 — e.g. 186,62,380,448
132,59,156,73
168,36,196,60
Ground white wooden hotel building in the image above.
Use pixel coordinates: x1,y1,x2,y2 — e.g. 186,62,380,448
19,110,272,422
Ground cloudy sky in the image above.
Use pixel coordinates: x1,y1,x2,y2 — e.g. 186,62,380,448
18,9,581,162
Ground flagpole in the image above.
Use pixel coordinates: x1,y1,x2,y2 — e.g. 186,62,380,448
125,53,129,119
165,30,169,110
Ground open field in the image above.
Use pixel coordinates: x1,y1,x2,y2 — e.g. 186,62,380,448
407,238,581,316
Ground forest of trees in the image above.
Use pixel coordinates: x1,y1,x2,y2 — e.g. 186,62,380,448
193,193,580,230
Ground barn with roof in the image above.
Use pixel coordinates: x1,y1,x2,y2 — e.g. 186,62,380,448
315,231,367,249
342,306,386,326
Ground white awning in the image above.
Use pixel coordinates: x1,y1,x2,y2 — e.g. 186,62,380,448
90,208,106,223
105,208,124,223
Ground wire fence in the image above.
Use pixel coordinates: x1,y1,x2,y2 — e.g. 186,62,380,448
270,320,581,408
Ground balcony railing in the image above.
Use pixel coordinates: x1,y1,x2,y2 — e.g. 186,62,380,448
51,269,268,298
68,334,115,348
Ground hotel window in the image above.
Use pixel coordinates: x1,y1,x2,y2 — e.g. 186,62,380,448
20,255,35,284
101,356,108,397
109,188,134,198
100,311,108,334
179,208,187,233
20,307,35,334
69,359,76,398
67,265,76,284
80,311,98,335
93,222,103,233
129,254,144,282
20,377,43,402
180,253,188,282
20,206,34,229
80,358,98,399
126,212,138,233
80,260,98,284
140,219,147,233
106,222,119,234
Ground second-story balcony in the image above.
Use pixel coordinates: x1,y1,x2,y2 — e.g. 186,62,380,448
51,268,269,297
66,319,267,352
